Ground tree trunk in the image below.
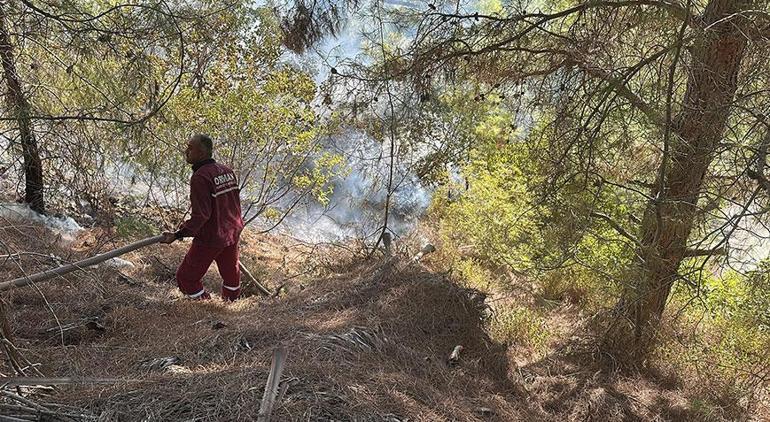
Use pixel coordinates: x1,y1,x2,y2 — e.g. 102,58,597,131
607,0,749,361
0,5,45,213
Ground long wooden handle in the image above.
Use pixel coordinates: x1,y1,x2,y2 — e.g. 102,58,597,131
0,235,164,292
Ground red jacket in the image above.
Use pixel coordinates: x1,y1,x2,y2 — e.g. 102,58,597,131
176,159,244,248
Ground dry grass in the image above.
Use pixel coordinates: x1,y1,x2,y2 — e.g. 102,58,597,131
1,224,525,421
2,222,764,421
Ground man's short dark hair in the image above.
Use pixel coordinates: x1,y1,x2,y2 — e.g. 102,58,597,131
193,134,213,157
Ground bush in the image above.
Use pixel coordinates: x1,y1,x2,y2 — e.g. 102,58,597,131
488,305,550,351
657,268,770,419
115,215,155,239
454,258,505,292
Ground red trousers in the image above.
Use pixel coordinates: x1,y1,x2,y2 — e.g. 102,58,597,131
176,242,241,301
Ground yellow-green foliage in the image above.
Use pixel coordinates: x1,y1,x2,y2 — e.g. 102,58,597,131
428,100,638,305
430,144,543,275
489,306,550,351
454,258,496,291
118,7,344,224
661,268,770,415
431,143,630,309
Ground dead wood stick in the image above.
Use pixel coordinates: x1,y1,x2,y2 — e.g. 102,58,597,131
0,235,164,292
239,262,272,296
0,376,133,386
257,347,287,422
0,402,90,420
0,340,44,378
0,390,47,413
0,414,32,422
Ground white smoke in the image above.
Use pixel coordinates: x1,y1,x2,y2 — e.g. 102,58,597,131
715,203,770,273
0,202,84,241
279,130,432,243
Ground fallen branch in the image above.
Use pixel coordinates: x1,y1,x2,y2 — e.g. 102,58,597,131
0,392,93,420
0,377,132,386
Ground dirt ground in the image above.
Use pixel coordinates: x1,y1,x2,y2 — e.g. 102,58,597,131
0,222,760,421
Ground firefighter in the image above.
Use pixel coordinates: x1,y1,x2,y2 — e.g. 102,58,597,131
161,134,244,301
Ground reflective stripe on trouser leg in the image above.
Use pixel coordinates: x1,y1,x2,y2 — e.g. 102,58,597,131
176,242,220,297
215,243,241,300
188,289,206,299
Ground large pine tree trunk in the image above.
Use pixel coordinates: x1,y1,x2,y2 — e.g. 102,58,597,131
0,5,45,213
607,0,749,360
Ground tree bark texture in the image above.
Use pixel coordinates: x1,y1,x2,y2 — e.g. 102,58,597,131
0,4,45,213
609,0,750,360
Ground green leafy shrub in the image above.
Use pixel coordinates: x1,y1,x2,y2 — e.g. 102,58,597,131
658,268,770,418
115,215,155,239
454,258,505,292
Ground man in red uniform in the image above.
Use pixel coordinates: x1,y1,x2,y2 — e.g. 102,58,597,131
161,134,244,301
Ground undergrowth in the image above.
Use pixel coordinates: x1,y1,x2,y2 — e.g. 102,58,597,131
489,306,550,351
425,161,770,419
